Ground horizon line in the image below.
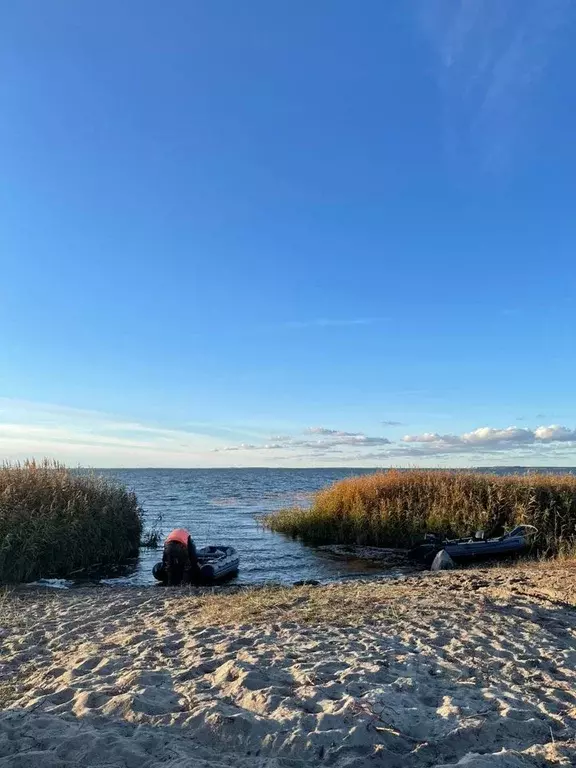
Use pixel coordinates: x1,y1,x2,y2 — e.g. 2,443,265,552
77,465,576,471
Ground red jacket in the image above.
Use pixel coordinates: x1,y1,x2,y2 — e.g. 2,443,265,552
165,528,190,547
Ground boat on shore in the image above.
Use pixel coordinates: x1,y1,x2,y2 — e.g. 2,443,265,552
409,525,538,565
153,545,239,585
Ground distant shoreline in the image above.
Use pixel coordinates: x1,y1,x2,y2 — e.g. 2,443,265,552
93,465,576,471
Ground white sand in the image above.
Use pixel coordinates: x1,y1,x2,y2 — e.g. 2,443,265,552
1,566,576,767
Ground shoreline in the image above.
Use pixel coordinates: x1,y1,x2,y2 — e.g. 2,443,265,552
27,543,420,591
2,565,576,766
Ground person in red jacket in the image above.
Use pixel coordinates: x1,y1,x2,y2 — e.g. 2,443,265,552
162,528,200,585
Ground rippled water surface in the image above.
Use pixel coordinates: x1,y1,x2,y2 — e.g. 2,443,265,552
98,468,383,586
50,467,572,589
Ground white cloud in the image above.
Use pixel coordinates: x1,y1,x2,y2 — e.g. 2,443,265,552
3,398,576,468
402,424,576,452
403,432,455,444
534,425,576,442
461,426,534,444
305,428,391,446
216,422,576,461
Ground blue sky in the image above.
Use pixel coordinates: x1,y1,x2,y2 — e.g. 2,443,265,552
1,1,576,468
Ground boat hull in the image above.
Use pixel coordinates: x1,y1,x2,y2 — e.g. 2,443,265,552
409,536,530,565
443,536,529,562
153,545,239,585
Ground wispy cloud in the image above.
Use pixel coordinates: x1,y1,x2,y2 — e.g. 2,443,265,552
418,0,573,168
0,398,234,467
307,435,392,447
306,427,359,436
214,427,392,453
215,421,576,465
217,443,258,452
282,318,382,330
3,398,576,468
381,420,403,426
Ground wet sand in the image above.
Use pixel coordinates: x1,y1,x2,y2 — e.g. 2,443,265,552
1,564,576,767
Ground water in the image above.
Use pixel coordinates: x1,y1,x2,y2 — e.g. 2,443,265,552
95,468,385,587
46,466,574,589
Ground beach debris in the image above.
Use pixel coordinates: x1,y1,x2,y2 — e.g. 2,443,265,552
317,545,409,565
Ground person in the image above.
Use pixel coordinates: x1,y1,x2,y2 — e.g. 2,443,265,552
162,528,200,586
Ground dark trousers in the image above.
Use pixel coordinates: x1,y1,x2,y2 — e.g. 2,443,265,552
162,541,190,586
162,540,201,585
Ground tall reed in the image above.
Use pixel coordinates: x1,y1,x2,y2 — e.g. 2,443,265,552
0,460,142,582
263,470,576,554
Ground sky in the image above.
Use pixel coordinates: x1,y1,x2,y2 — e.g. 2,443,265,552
1,1,576,468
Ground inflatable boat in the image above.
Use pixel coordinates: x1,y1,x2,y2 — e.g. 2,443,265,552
409,525,538,565
153,545,239,585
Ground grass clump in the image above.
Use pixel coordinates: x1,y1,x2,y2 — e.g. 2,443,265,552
140,529,162,549
0,460,143,583
140,509,163,549
263,470,576,555
189,583,403,627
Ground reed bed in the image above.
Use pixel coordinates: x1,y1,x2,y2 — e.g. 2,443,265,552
263,470,576,554
0,460,142,582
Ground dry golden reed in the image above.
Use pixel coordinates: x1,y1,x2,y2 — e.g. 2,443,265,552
0,460,142,582
263,470,576,554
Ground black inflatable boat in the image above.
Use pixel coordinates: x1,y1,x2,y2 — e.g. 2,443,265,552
153,545,239,585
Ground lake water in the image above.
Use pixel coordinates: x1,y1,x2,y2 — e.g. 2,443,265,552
47,467,574,589
98,468,384,586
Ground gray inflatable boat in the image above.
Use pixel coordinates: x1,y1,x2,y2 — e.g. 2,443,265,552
409,525,538,565
153,545,239,584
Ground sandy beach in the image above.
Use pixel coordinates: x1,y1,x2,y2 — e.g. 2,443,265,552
2,566,576,767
